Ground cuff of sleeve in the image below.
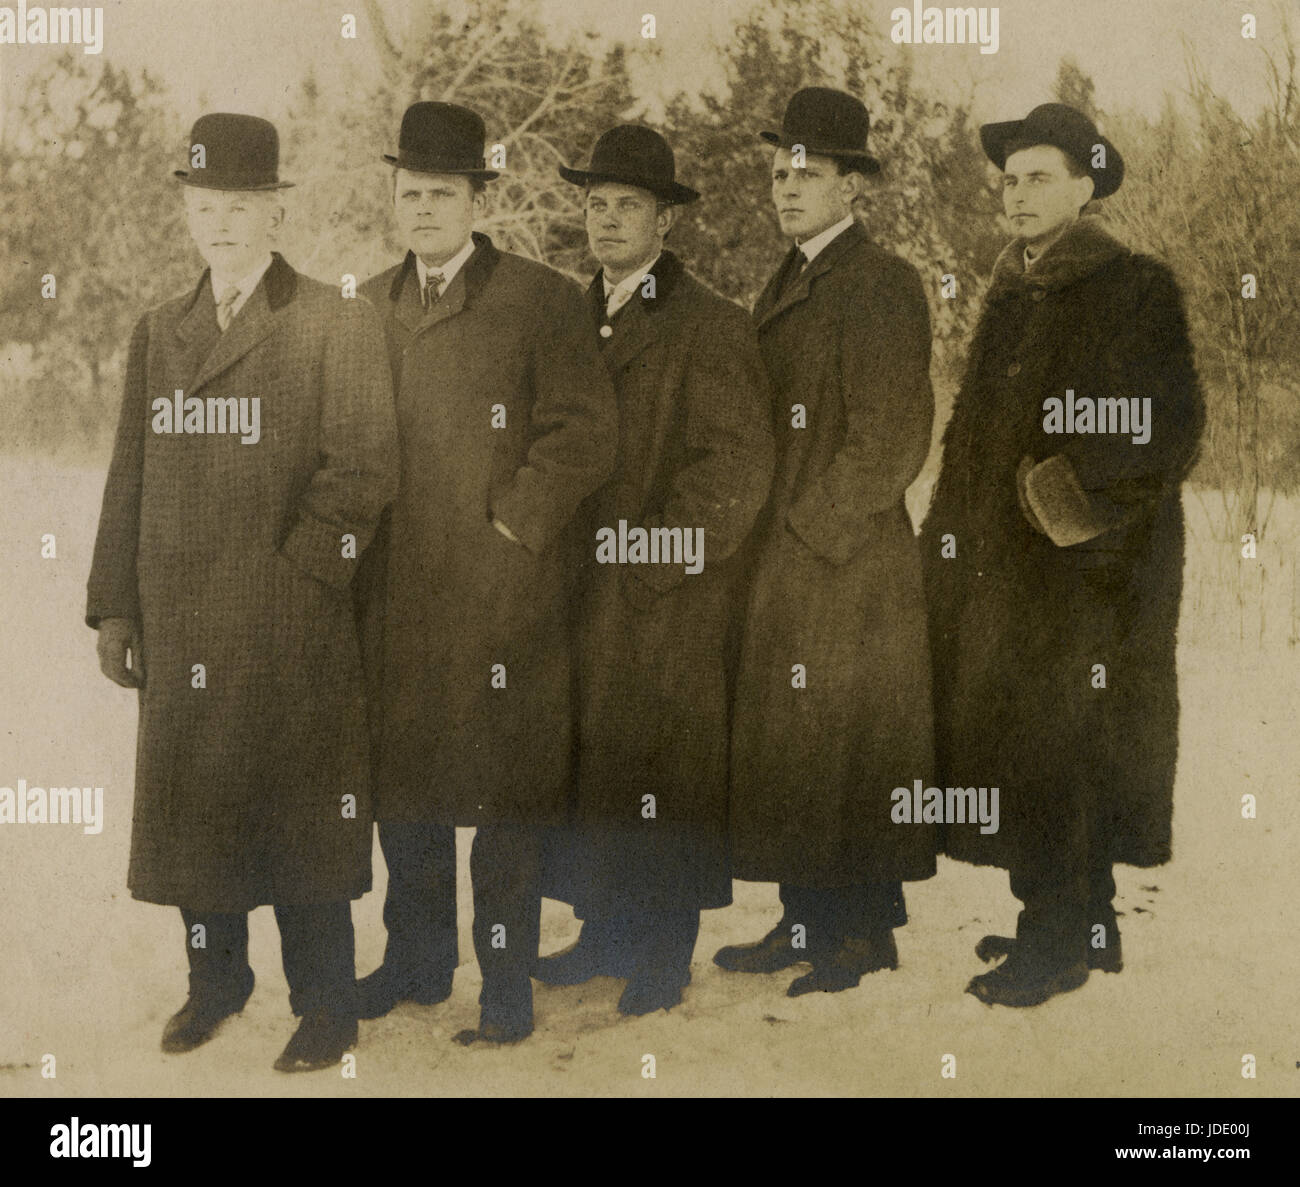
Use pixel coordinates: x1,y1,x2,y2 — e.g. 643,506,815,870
1023,455,1115,548
279,517,362,591
86,606,138,630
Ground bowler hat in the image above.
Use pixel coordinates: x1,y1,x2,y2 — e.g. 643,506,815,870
759,87,881,175
559,125,699,204
173,113,294,190
979,103,1124,199
382,101,499,179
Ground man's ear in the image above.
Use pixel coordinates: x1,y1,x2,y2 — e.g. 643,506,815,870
1075,172,1096,210
472,187,489,219
657,204,678,237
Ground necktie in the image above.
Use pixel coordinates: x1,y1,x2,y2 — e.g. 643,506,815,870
215,284,240,332
423,271,446,309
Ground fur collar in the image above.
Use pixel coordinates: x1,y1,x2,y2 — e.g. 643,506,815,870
986,216,1129,300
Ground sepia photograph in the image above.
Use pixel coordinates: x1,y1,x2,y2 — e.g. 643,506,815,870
1,0,1295,1155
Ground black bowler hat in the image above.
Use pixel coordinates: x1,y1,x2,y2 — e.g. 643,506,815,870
559,125,699,204
173,113,294,190
979,103,1124,199
382,101,499,179
760,87,881,175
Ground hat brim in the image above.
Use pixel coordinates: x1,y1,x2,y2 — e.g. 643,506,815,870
382,153,499,181
174,171,294,190
758,131,881,175
558,165,700,205
979,120,1123,199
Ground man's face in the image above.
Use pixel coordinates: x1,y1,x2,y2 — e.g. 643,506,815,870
183,188,281,279
770,148,856,241
392,168,484,267
1001,144,1094,246
584,182,671,279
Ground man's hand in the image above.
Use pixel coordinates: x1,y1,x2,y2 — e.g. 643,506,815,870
97,617,145,688
1015,456,1047,536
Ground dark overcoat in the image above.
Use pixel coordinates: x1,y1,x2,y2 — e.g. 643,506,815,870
729,221,938,888
86,254,399,912
551,251,774,914
919,216,1205,871
358,235,617,826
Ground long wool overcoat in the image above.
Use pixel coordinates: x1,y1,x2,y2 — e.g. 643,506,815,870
729,220,938,888
550,251,775,914
358,235,617,826
86,254,399,912
919,217,1205,871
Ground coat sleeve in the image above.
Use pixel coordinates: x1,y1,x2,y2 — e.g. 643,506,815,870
626,299,776,601
278,298,399,591
785,254,935,566
489,278,619,555
1023,259,1205,548
86,313,151,628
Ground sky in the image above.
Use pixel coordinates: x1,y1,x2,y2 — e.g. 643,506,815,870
0,0,1290,135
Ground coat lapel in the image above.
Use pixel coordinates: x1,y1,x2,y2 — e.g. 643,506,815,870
172,273,223,389
391,233,499,339
390,253,425,335
755,221,866,331
595,251,682,372
188,253,297,396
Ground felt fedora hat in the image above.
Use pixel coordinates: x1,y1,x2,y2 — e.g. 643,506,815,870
979,102,1124,199
559,124,699,204
382,101,499,179
759,86,882,174
173,113,294,190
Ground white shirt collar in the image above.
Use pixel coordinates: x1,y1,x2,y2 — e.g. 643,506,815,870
209,253,274,314
602,252,661,302
416,236,477,293
796,214,855,265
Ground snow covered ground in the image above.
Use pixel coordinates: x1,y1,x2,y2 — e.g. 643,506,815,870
1,454,1296,1097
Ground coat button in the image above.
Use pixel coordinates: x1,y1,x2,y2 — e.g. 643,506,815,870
1030,288,1045,301
1007,362,1021,377
599,324,613,338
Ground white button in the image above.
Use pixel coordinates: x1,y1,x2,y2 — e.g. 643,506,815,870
599,324,613,338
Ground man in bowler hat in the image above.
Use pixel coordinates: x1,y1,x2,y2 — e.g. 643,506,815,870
535,125,774,1014
88,113,398,1071
921,103,1204,1005
717,87,938,995
355,102,617,1042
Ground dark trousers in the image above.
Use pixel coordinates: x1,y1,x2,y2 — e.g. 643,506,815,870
1010,841,1116,967
777,881,906,960
377,819,541,1010
180,902,357,1017
375,819,458,986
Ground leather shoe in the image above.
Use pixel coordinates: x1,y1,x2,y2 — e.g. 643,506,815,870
966,952,1088,1007
454,1000,533,1045
273,1009,358,1072
618,976,685,1016
713,924,806,974
355,964,453,1019
160,989,251,1054
786,932,897,996
975,932,1122,974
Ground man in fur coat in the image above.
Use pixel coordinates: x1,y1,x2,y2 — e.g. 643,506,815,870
920,103,1205,1007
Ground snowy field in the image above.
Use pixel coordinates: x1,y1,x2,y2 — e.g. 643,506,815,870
1,454,1296,1097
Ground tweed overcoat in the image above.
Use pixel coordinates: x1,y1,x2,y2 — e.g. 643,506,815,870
358,235,618,826
548,251,775,914
86,254,399,911
919,217,1205,871
729,221,938,888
